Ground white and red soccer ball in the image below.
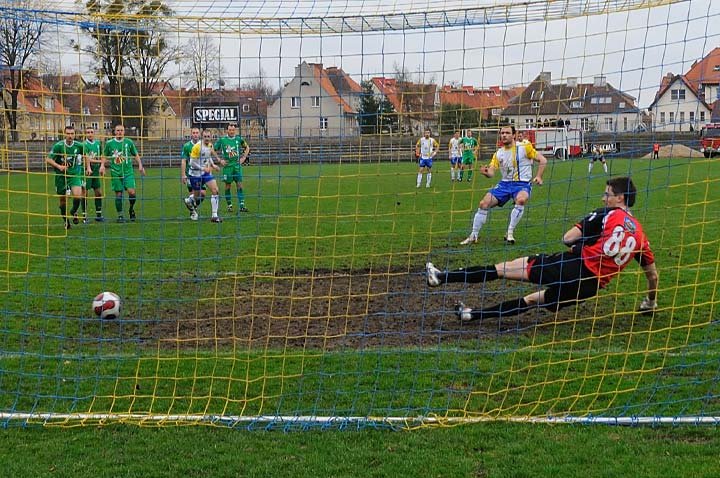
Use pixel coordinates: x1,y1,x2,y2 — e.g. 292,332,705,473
92,291,122,320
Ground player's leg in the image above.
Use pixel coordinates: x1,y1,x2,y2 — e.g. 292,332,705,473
207,178,221,222
426,255,529,287
69,184,83,224
456,289,544,322
222,167,233,210
425,162,432,187
465,159,473,181
112,175,125,221
461,191,500,244
506,188,530,244
236,169,247,212
55,176,70,228
125,176,137,221
80,184,88,223
416,165,423,188
602,158,608,173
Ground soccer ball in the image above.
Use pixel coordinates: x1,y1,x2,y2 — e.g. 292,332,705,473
92,291,122,320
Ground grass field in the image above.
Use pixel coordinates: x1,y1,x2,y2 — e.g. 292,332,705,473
1,156,719,475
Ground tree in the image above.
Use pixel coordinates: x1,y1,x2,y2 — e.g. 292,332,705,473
357,80,396,134
0,0,45,141
180,35,225,92
241,67,279,104
74,0,177,135
439,103,480,135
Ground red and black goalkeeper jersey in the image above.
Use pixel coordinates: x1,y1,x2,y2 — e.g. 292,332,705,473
572,207,655,288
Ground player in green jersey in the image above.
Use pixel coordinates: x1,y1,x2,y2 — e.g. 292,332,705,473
180,127,205,220
45,125,85,229
103,124,145,222
83,126,105,222
214,123,249,213
459,129,479,181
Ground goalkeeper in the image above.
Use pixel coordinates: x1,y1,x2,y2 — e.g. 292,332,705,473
427,177,658,321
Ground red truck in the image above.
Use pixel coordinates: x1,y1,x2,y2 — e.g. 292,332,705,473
700,123,720,158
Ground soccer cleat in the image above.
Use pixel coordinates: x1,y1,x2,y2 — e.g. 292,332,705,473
211,216,223,223
425,262,442,287
190,210,199,221
226,204,234,212
638,297,658,315
82,217,90,224
64,221,72,230
460,234,478,245
504,233,516,245
239,206,249,213
184,196,195,211
129,211,136,222
117,215,125,223
72,213,79,225
455,302,474,322
95,216,105,222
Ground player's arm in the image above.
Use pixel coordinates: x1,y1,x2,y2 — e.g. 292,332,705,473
480,154,498,178
45,148,65,171
431,139,439,157
563,208,604,252
180,150,188,184
640,262,659,307
562,225,582,247
448,140,453,158
210,148,222,170
240,140,250,164
415,139,421,157
526,144,547,185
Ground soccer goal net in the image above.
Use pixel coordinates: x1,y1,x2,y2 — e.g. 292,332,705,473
0,0,718,429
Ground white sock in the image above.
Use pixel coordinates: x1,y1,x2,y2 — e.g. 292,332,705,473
508,205,525,235
450,168,454,180
417,173,422,187
211,194,219,217
603,162,608,173
588,162,592,173
471,208,489,237
426,173,432,187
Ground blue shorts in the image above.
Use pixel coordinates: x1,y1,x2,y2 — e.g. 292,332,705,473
489,181,532,207
450,156,462,166
189,173,214,191
419,158,433,169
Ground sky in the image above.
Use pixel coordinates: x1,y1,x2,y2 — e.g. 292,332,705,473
13,0,720,108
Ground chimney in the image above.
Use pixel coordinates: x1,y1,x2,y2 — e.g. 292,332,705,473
593,75,607,87
567,77,578,88
539,71,551,83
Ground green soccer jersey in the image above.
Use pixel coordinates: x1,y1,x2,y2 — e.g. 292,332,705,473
181,140,199,175
214,135,248,164
84,139,102,173
104,137,139,176
461,136,478,160
48,140,84,176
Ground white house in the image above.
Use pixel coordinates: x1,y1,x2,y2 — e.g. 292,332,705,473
266,62,361,137
648,47,720,132
501,72,644,133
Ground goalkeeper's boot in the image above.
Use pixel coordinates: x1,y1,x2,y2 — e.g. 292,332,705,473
425,262,443,287
455,302,474,323
504,232,515,245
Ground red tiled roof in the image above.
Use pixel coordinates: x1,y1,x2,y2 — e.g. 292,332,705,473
309,63,357,114
371,77,436,119
685,47,720,90
439,85,523,119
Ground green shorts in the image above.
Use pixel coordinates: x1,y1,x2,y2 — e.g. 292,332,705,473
461,156,475,165
111,174,136,192
222,163,243,183
86,173,102,190
54,174,84,195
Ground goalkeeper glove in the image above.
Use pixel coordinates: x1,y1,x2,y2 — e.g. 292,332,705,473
638,296,657,314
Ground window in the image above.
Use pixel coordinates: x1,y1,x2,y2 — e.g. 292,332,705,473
670,89,686,100
242,104,250,113
690,111,695,123
605,97,612,104
623,117,628,131
660,112,665,124
45,98,55,111
291,97,301,108
245,119,251,129
531,101,539,108
104,121,112,130
320,117,328,130
312,96,321,107
491,108,502,116
591,97,599,104
70,121,76,128
32,98,39,108
700,111,706,122
91,122,99,130
571,101,583,109
525,118,534,128
83,106,91,115
605,117,613,130
619,102,626,108
669,112,675,123
679,111,685,124
580,118,590,130
183,118,191,128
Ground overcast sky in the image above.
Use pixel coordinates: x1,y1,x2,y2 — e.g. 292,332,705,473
28,0,720,108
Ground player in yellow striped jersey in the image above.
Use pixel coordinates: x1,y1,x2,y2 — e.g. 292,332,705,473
415,129,439,188
460,125,547,245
